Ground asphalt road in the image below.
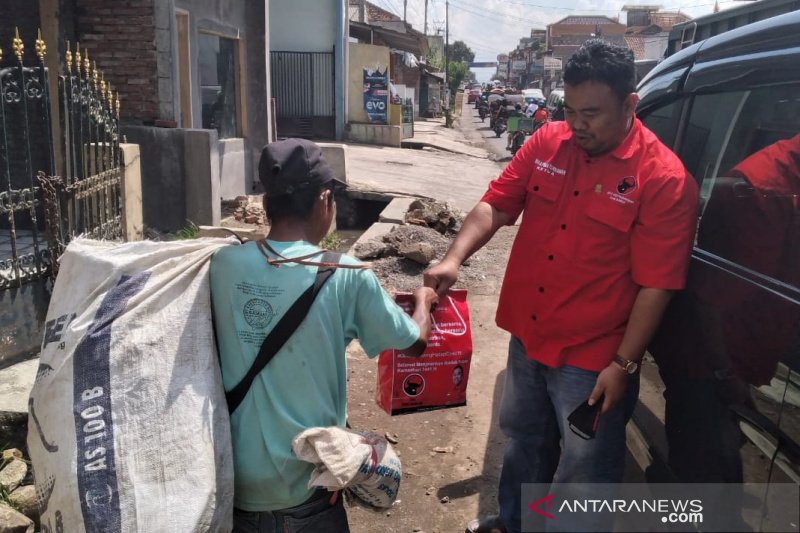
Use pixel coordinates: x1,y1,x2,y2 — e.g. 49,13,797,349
460,102,516,163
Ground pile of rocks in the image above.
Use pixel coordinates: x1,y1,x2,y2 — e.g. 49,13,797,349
227,196,267,226
353,225,450,266
353,199,463,267
404,199,463,236
0,448,37,533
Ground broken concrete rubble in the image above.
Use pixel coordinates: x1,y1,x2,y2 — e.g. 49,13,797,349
399,242,436,266
0,459,27,493
224,195,267,226
0,503,33,533
404,199,463,236
8,485,37,523
352,240,391,260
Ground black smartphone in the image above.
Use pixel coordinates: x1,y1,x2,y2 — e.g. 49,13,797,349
567,396,603,440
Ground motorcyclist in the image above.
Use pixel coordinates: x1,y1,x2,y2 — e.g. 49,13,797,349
552,97,566,121
533,102,548,125
478,96,490,121
505,103,525,150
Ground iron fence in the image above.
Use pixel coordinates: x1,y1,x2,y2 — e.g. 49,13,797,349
0,29,122,288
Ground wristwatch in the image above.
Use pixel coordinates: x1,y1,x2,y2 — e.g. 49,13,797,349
613,355,640,375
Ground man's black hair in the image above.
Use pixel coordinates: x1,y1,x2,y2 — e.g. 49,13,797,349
563,39,635,102
263,181,337,224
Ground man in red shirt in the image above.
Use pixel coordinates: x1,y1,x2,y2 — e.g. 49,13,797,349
425,40,698,533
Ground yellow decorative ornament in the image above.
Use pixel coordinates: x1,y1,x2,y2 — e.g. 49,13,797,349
35,29,47,62
83,48,90,78
65,41,73,72
13,27,24,61
75,43,82,76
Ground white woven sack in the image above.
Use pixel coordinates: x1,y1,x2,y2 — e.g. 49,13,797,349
27,237,236,533
292,426,401,509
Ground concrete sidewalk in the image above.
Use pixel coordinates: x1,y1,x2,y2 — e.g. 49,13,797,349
343,115,501,213
400,117,489,159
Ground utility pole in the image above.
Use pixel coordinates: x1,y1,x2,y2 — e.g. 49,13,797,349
445,0,449,87
404,0,408,23
424,0,428,35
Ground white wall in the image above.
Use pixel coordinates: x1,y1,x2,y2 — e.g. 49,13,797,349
644,34,669,60
270,0,337,51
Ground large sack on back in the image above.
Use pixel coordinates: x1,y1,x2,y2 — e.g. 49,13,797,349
27,237,235,533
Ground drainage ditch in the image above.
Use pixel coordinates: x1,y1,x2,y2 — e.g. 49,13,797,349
333,191,392,252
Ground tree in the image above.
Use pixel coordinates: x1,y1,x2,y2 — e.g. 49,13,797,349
426,50,444,70
445,40,475,64
447,61,469,98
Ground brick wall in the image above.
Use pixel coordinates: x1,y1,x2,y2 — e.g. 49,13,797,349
76,0,160,123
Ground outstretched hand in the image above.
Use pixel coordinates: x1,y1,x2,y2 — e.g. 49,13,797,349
423,258,460,298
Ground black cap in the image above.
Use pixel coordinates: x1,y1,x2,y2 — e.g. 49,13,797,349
258,138,344,197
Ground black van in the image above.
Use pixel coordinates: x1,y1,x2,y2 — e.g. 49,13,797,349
634,9,800,530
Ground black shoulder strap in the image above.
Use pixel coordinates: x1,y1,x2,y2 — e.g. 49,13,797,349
225,251,341,413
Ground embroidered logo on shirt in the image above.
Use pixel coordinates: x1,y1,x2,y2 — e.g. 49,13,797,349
617,176,637,195
534,158,567,177
243,298,275,329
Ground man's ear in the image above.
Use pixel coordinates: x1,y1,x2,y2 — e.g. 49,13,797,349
624,93,640,117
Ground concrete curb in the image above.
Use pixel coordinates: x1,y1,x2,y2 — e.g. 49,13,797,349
378,197,416,224
400,138,490,159
0,358,38,415
347,222,398,256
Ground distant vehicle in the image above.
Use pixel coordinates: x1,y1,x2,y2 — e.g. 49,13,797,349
467,88,481,103
545,89,564,116
521,88,544,101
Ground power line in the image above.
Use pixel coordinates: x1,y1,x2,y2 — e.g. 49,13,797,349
451,0,737,15
448,0,548,27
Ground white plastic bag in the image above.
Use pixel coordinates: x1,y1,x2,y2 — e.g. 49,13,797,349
27,237,235,533
292,427,401,508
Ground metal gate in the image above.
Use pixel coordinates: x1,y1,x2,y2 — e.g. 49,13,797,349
1,30,122,289
270,51,335,139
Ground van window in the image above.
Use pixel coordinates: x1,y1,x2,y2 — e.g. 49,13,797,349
680,91,747,209
639,100,682,150
693,83,800,287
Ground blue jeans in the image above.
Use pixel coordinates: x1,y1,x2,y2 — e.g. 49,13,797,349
498,337,639,533
232,490,349,533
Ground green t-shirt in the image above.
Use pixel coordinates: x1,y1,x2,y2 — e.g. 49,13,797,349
210,240,419,511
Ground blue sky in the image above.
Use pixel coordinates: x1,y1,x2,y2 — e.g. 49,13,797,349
369,0,740,80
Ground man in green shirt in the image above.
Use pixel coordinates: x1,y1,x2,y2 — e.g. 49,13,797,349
210,138,438,532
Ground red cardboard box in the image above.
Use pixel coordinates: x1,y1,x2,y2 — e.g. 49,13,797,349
376,289,473,415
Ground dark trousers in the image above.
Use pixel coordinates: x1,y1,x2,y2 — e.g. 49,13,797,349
233,490,349,533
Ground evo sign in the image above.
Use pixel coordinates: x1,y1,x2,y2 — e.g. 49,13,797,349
363,66,389,124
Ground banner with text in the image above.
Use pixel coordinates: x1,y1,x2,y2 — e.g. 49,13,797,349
363,66,389,124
